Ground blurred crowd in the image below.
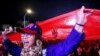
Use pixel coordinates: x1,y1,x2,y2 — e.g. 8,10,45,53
68,40,100,56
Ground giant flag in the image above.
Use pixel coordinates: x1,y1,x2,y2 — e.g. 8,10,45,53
0,8,100,42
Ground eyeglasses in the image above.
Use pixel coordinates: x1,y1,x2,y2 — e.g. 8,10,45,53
21,33,34,38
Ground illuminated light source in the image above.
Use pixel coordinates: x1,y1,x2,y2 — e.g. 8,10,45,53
26,9,33,14
24,9,34,27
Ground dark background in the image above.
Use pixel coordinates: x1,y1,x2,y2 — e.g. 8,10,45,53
0,0,100,30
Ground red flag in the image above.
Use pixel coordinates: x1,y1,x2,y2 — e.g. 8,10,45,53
38,8,100,41
0,8,100,42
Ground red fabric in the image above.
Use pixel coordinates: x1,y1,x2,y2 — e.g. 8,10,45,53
0,8,100,42
0,32,21,43
38,8,100,41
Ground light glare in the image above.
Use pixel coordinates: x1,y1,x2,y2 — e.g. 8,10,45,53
26,9,32,14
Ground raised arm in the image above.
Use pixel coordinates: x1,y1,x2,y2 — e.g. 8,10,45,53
2,26,21,56
59,6,93,55
75,6,87,33
46,6,93,56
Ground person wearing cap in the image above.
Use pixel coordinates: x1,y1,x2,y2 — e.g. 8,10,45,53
2,6,92,56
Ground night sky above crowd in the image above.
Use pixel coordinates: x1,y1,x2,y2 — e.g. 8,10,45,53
0,0,100,30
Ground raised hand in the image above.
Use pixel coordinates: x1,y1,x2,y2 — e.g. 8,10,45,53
2,26,13,39
76,6,86,25
75,6,93,32
76,6,93,25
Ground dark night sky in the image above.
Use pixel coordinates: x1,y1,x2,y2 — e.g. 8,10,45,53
0,0,100,30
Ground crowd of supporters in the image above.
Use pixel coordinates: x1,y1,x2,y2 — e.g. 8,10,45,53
68,40,100,56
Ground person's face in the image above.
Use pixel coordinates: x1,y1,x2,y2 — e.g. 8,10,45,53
21,33,35,49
